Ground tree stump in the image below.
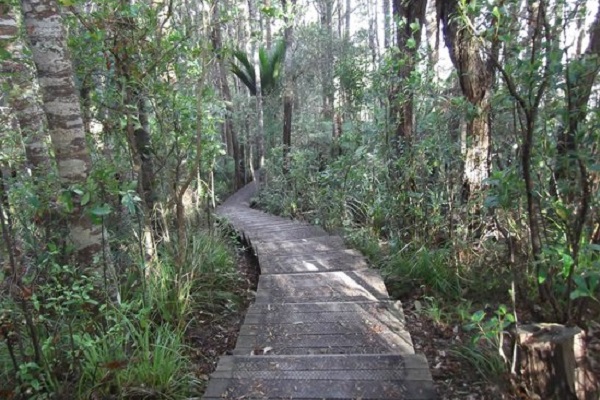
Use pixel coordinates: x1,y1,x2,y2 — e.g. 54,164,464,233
573,323,600,400
518,323,581,400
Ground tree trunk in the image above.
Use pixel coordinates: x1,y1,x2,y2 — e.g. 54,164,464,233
247,0,265,174
21,0,117,299
389,0,427,155
281,0,296,174
109,4,161,249
438,0,496,201
383,0,391,49
319,0,335,121
518,324,582,400
345,0,351,40
211,2,244,189
0,4,52,175
368,0,379,66
264,0,272,50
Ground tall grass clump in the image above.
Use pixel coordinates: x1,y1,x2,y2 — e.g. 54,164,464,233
382,244,463,299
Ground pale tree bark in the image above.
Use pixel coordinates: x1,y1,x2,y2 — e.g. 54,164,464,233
345,0,350,40
367,0,379,66
281,0,297,174
0,5,52,175
317,0,335,121
20,0,117,299
383,0,391,49
424,0,438,66
438,0,498,201
248,0,265,174
264,0,272,50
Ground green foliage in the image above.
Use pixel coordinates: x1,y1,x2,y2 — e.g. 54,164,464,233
231,40,286,96
0,226,237,398
451,343,506,382
77,317,192,399
146,231,241,328
383,245,463,299
465,305,515,349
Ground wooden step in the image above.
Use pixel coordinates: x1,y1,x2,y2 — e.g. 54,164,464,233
203,354,436,399
243,226,329,241
254,270,389,303
259,249,368,274
235,301,413,355
254,235,346,257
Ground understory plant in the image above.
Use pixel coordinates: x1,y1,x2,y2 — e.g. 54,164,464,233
0,220,238,399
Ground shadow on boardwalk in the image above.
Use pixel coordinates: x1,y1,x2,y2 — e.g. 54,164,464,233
203,181,437,399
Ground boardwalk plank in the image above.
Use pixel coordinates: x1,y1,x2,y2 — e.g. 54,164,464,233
205,182,437,399
204,374,436,399
254,270,389,303
259,251,368,274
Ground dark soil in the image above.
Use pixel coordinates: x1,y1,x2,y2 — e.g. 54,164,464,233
402,296,516,400
187,242,259,389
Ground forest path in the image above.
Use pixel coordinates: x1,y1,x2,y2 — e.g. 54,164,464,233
203,181,437,399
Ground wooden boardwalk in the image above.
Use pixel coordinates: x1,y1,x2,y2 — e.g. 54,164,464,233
203,182,437,399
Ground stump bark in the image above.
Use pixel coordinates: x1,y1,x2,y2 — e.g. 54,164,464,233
518,323,581,400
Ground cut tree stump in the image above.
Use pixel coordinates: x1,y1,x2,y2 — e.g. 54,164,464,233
518,323,582,400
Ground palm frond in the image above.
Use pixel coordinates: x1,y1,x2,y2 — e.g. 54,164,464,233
229,40,286,96
231,49,257,95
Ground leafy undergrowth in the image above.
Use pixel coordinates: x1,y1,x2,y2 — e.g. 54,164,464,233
350,233,600,400
0,228,257,400
401,295,514,400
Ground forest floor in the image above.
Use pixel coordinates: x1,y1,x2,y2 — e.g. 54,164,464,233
401,295,516,400
189,239,518,399
188,245,259,392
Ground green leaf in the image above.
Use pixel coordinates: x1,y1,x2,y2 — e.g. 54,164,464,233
407,37,417,49
121,191,141,214
90,204,112,217
470,310,485,323
538,270,547,284
27,193,41,209
81,192,91,206
492,6,501,20
570,289,588,300
58,190,74,212
589,244,600,252
0,47,11,61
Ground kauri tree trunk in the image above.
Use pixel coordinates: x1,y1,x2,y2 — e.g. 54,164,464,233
21,0,117,299
0,4,52,175
247,0,265,175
